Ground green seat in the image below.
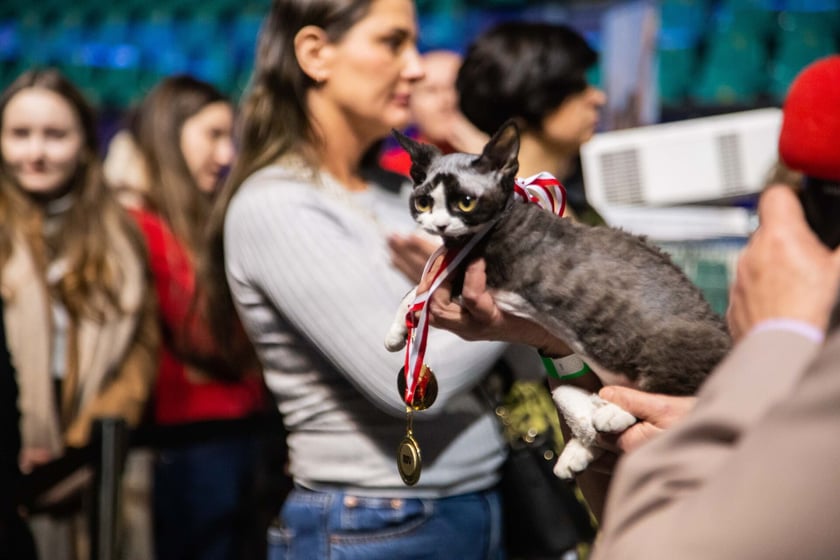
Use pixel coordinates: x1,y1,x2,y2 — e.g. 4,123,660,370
691,29,768,105
0,59,26,90
658,47,697,105
769,34,837,101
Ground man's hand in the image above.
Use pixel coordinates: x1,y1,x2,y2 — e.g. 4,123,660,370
597,386,695,454
727,185,840,340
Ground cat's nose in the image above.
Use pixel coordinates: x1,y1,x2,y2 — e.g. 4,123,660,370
436,225,448,234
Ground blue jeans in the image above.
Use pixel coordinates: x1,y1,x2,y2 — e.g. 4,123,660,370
154,437,258,560
268,486,505,560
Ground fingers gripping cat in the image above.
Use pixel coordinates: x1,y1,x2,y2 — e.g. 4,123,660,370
384,121,732,478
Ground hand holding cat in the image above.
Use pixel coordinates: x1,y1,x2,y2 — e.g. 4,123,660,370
423,257,507,339
727,185,840,340
596,386,696,454
423,256,571,354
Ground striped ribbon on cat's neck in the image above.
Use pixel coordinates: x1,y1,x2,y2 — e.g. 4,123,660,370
513,172,566,217
401,172,566,406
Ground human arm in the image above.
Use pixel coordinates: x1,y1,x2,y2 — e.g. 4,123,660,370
592,327,836,559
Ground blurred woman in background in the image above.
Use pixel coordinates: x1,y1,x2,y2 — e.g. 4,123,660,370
105,74,270,560
0,68,158,560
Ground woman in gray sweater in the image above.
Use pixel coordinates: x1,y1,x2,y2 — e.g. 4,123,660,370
204,0,515,558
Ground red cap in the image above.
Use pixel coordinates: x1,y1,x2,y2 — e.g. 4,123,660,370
778,55,840,182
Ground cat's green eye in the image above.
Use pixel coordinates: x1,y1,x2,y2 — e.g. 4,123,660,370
457,196,477,213
414,195,432,212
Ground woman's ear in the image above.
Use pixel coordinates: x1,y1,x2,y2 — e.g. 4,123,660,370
294,25,333,84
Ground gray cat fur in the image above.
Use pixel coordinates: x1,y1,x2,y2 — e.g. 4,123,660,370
393,122,731,395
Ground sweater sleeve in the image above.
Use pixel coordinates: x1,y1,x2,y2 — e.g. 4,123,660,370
225,176,508,417
591,328,827,559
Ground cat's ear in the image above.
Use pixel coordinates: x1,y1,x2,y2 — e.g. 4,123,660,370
473,120,519,179
392,129,441,185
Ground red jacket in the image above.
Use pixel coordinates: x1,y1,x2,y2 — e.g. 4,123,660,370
129,207,265,424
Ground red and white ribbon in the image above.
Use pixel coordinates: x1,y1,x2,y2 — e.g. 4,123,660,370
402,224,491,405
401,172,565,406
514,172,566,217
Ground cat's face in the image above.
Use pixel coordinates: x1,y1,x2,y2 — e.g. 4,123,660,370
394,121,520,239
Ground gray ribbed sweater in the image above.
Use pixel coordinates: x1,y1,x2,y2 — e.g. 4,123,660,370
224,164,509,497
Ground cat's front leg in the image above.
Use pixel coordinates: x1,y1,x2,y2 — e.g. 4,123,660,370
384,287,417,352
550,385,603,479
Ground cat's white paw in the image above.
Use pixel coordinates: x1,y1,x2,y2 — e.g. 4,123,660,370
593,402,637,434
385,290,415,352
554,438,595,479
384,325,407,352
551,385,598,444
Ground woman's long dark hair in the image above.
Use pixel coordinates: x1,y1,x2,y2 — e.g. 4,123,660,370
203,0,373,350
132,74,228,259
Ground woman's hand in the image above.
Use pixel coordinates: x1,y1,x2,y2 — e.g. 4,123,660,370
387,233,439,284
20,447,54,474
424,257,571,353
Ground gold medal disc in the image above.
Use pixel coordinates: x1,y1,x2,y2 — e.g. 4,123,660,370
397,433,422,486
396,365,438,410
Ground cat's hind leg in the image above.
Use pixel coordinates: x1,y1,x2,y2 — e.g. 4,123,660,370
551,385,604,479
554,438,602,480
592,398,637,434
384,287,416,352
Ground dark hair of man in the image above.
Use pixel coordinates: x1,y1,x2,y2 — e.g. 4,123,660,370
456,21,597,135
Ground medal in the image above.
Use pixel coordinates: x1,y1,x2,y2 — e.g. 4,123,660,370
397,409,422,485
394,227,491,486
397,364,438,410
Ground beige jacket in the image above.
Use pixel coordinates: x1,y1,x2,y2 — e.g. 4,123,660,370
2,226,159,455
2,214,157,560
3,227,158,456
592,326,840,559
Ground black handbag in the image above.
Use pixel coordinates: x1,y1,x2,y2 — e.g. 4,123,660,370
485,373,597,559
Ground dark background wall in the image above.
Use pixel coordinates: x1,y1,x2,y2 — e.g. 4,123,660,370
2,0,837,121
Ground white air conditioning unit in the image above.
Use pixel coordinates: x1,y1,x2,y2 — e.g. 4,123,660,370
581,108,783,212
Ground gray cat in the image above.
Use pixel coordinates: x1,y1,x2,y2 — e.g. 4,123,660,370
384,120,732,478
